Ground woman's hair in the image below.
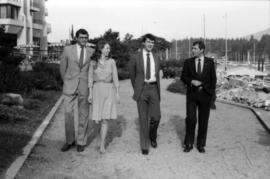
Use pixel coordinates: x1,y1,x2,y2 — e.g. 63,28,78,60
91,40,110,69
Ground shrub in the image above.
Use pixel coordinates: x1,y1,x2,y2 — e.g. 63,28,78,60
0,47,25,93
118,68,129,80
23,99,42,110
33,62,63,86
167,79,186,94
30,90,49,101
0,104,30,123
160,59,185,79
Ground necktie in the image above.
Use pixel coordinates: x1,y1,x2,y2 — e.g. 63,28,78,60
197,58,201,74
146,53,151,80
79,46,84,68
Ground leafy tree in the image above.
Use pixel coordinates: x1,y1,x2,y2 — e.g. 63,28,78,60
258,35,270,57
89,29,130,69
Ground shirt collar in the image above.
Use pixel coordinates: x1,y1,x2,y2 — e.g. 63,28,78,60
76,44,85,49
196,56,204,61
143,49,152,55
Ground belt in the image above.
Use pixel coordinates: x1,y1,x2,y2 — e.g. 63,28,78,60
144,81,157,85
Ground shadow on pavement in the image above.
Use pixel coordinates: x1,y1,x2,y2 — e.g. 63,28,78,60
86,115,127,148
106,115,126,147
169,115,186,147
256,129,270,146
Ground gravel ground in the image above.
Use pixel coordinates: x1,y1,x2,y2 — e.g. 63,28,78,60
15,79,270,179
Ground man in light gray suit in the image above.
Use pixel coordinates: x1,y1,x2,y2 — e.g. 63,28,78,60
59,29,95,152
129,33,161,155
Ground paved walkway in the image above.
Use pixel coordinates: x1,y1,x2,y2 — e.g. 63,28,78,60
15,79,270,179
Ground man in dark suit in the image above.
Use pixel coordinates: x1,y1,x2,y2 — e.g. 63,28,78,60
181,40,217,153
129,33,161,155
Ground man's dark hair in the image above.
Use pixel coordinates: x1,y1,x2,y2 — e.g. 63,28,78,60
192,40,205,51
141,33,156,43
75,29,89,38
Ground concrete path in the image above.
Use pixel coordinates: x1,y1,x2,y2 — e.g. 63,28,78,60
15,79,270,179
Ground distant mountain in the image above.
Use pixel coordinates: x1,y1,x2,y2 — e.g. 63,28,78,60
245,27,270,40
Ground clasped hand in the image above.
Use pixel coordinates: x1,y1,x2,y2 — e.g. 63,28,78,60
191,80,202,87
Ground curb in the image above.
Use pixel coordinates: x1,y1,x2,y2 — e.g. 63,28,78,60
217,99,270,134
4,95,64,179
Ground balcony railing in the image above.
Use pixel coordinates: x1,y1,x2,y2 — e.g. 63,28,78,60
0,17,24,27
0,0,22,7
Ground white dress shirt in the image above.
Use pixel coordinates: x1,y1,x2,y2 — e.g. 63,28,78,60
143,49,156,82
76,44,86,63
195,56,204,73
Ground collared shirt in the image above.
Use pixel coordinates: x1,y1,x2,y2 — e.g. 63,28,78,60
76,44,86,63
143,49,156,82
195,56,204,73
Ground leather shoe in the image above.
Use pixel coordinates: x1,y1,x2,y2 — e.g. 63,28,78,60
150,140,157,148
61,142,75,152
141,149,149,155
183,144,193,152
197,146,205,153
77,145,85,152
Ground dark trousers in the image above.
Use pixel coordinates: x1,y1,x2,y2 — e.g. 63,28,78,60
137,84,161,150
185,90,212,147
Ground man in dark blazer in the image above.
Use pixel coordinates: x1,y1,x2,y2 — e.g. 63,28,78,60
129,33,161,155
181,40,217,153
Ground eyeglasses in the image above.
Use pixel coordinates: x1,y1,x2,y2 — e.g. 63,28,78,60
78,36,88,39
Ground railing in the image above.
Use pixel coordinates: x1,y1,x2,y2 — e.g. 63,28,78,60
0,0,21,4
14,45,65,63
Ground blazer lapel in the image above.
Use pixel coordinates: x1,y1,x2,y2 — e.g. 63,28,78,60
201,57,209,77
81,48,91,68
72,45,79,66
153,53,159,75
191,57,197,75
139,50,145,77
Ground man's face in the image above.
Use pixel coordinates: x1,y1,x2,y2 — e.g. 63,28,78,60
192,44,203,57
143,38,154,52
77,33,88,47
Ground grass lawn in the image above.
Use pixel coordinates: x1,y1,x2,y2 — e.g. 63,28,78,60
0,90,61,177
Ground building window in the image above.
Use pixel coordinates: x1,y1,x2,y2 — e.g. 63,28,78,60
33,37,40,46
0,5,19,19
0,6,7,18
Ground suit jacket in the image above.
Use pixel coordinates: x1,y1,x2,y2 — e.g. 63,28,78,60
60,44,95,96
129,50,161,101
181,56,216,96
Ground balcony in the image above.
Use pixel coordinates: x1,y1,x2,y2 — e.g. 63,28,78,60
30,5,39,12
0,0,22,7
0,18,24,34
32,23,43,30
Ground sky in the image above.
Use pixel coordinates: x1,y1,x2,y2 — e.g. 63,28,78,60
46,0,270,42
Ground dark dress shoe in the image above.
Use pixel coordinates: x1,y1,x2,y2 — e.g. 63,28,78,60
183,145,193,152
61,142,75,152
77,145,85,152
141,149,149,155
197,146,205,153
150,140,157,148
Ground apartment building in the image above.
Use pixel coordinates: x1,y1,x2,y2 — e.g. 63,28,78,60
0,0,51,54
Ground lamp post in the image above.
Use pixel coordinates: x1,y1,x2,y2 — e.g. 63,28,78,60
225,13,228,71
